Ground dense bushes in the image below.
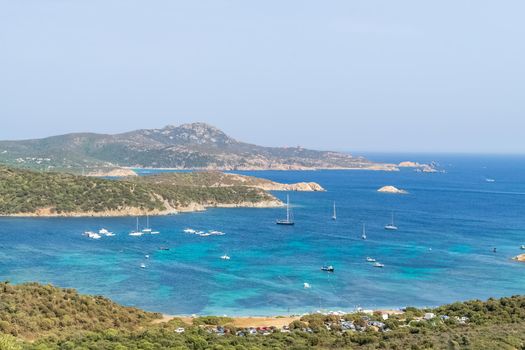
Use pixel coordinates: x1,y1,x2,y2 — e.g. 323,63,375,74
3,284,525,349
0,166,274,215
0,282,160,339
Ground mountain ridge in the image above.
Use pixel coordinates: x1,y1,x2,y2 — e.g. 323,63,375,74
0,122,398,172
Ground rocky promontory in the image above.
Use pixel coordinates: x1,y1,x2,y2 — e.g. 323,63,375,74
130,172,326,192
86,168,138,177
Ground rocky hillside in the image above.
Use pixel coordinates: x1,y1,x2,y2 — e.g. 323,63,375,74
130,171,325,192
0,123,397,172
0,166,281,217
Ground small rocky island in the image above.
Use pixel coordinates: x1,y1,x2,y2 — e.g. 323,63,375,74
377,186,408,194
512,254,525,262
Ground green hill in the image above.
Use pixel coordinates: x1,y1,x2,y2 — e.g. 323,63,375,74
0,282,160,340
1,282,525,349
0,123,397,172
0,166,279,216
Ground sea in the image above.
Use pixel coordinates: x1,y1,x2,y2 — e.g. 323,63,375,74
1,154,524,316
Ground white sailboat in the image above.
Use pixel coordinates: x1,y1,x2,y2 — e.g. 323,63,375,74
142,215,152,233
361,223,367,240
276,195,294,225
129,217,143,236
332,201,337,221
384,212,398,231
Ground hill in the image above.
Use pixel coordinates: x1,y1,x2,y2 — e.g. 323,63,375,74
0,123,397,173
0,166,281,216
0,282,160,340
2,282,525,349
129,171,326,191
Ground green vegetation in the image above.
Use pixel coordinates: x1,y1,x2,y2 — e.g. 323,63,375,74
129,171,277,188
0,166,277,215
0,282,160,339
2,282,525,349
0,123,384,171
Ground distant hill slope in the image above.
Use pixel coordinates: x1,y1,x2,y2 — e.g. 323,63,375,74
0,166,281,216
0,123,397,172
130,171,325,191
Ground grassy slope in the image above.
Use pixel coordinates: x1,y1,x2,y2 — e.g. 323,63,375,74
0,166,276,215
0,283,524,349
0,282,160,340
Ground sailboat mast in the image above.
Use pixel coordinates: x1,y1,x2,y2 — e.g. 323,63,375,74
286,195,290,222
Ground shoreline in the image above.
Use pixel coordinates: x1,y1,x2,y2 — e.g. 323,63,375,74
154,309,405,328
126,165,400,172
0,199,283,218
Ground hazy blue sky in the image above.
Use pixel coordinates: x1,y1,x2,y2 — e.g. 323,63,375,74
1,1,524,153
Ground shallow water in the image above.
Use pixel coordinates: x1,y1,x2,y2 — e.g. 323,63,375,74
1,154,524,315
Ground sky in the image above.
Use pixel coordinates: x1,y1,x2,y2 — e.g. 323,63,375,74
0,1,524,153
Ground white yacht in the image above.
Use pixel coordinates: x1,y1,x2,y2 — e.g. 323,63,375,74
140,263,146,269
303,282,311,289
84,231,102,240
129,217,143,236
384,212,398,231
220,254,231,260
142,215,155,233
366,257,376,262
99,228,115,236
373,262,385,268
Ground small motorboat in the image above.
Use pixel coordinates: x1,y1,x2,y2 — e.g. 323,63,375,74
303,283,311,289
184,228,196,234
84,231,102,240
99,228,114,236
521,245,525,250
373,262,384,268
158,246,170,251
145,254,150,259
321,265,334,272
220,255,231,260
140,263,146,269
366,257,376,262
150,231,160,235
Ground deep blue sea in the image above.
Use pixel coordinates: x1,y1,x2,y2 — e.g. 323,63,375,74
1,154,525,316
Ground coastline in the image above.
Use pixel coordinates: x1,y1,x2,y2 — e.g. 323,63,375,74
126,164,400,172
1,199,283,218
154,308,405,328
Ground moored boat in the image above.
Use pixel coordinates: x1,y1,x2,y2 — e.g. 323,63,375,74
276,195,294,225
321,265,334,272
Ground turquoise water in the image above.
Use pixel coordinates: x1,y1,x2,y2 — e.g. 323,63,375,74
1,154,525,316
